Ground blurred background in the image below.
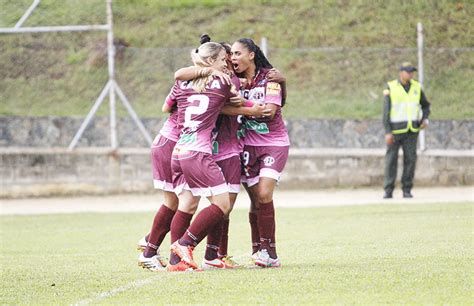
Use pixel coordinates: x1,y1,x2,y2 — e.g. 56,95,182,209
1,0,473,119
0,0,473,196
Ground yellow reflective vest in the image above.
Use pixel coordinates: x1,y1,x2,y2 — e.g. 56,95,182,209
388,79,422,134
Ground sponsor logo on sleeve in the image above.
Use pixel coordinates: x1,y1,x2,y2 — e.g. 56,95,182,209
266,82,281,96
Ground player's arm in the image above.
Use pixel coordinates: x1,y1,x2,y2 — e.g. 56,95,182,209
221,99,271,117
267,68,287,105
162,96,176,113
175,66,231,84
162,82,178,113
175,66,210,80
262,81,283,119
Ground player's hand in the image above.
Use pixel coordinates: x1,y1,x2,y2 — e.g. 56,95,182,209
420,119,429,129
267,68,286,83
210,69,231,85
229,94,245,106
251,103,272,118
385,133,394,145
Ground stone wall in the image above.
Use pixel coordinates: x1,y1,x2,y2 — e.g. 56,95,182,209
1,116,472,150
1,148,472,198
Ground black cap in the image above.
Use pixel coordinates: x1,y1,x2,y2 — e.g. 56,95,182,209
399,62,417,72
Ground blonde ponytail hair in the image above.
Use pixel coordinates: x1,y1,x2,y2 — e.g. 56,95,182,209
190,42,224,92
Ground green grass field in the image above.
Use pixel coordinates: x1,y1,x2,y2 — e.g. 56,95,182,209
1,202,472,304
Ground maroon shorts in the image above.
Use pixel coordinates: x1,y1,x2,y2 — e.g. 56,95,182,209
150,135,176,192
241,145,289,187
216,155,241,194
172,150,227,197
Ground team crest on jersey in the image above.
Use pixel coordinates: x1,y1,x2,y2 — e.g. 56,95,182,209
252,90,264,100
251,88,265,101
263,156,275,166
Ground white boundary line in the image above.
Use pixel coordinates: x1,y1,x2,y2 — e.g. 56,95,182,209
73,274,162,305
73,252,251,305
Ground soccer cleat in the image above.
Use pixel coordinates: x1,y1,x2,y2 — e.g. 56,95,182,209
250,252,259,263
219,255,240,268
201,257,235,270
136,236,147,251
138,252,167,272
170,241,198,269
167,261,196,272
254,249,281,268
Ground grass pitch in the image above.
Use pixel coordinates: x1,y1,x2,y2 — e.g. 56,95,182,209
1,203,472,304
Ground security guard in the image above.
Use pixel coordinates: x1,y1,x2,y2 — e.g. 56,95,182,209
383,62,431,199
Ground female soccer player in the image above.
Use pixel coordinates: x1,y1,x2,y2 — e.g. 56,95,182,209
173,35,281,269
231,38,290,268
166,41,238,271
137,86,181,272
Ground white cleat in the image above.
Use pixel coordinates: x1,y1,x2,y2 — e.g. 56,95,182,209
138,252,167,272
201,258,235,270
254,249,281,268
137,236,147,251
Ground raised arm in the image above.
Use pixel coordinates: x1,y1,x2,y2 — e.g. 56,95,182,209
175,66,231,85
221,100,271,117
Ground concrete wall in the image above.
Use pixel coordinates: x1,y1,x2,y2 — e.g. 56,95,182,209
1,116,473,150
1,147,472,198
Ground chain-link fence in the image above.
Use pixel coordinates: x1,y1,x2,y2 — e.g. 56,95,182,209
1,1,473,120
1,36,473,120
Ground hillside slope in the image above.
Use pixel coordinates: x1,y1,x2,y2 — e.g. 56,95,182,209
0,0,473,119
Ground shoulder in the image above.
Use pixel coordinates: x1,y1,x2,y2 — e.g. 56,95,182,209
384,79,396,95
230,75,241,89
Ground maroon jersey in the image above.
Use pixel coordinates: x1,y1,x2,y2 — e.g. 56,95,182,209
212,76,243,161
171,78,234,154
241,68,290,146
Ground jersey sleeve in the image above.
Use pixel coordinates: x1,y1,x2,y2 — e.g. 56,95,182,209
264,81,282,106
165,81,180,106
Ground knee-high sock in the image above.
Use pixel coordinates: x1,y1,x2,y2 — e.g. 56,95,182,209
205,218,224,260
179,204,224,247
249,212,260,254
143,205,176,258
258,201,277,259
218,218,230,257
169,210,193,265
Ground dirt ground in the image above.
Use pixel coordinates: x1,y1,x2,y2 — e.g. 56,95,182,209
1,186,472,215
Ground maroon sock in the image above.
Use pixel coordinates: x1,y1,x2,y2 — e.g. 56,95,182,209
143,205,176,258
179,204,224,247
258,201,277,259
169,210,193,265
249,212,260,254
218,218,230,257
205,218,224,260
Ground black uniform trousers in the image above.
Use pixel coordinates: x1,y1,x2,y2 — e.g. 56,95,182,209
383,132,418,193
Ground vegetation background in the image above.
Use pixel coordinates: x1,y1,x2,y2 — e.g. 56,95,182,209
0,0,473,119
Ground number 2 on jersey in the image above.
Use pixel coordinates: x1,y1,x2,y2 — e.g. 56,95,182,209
184,94,209,130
